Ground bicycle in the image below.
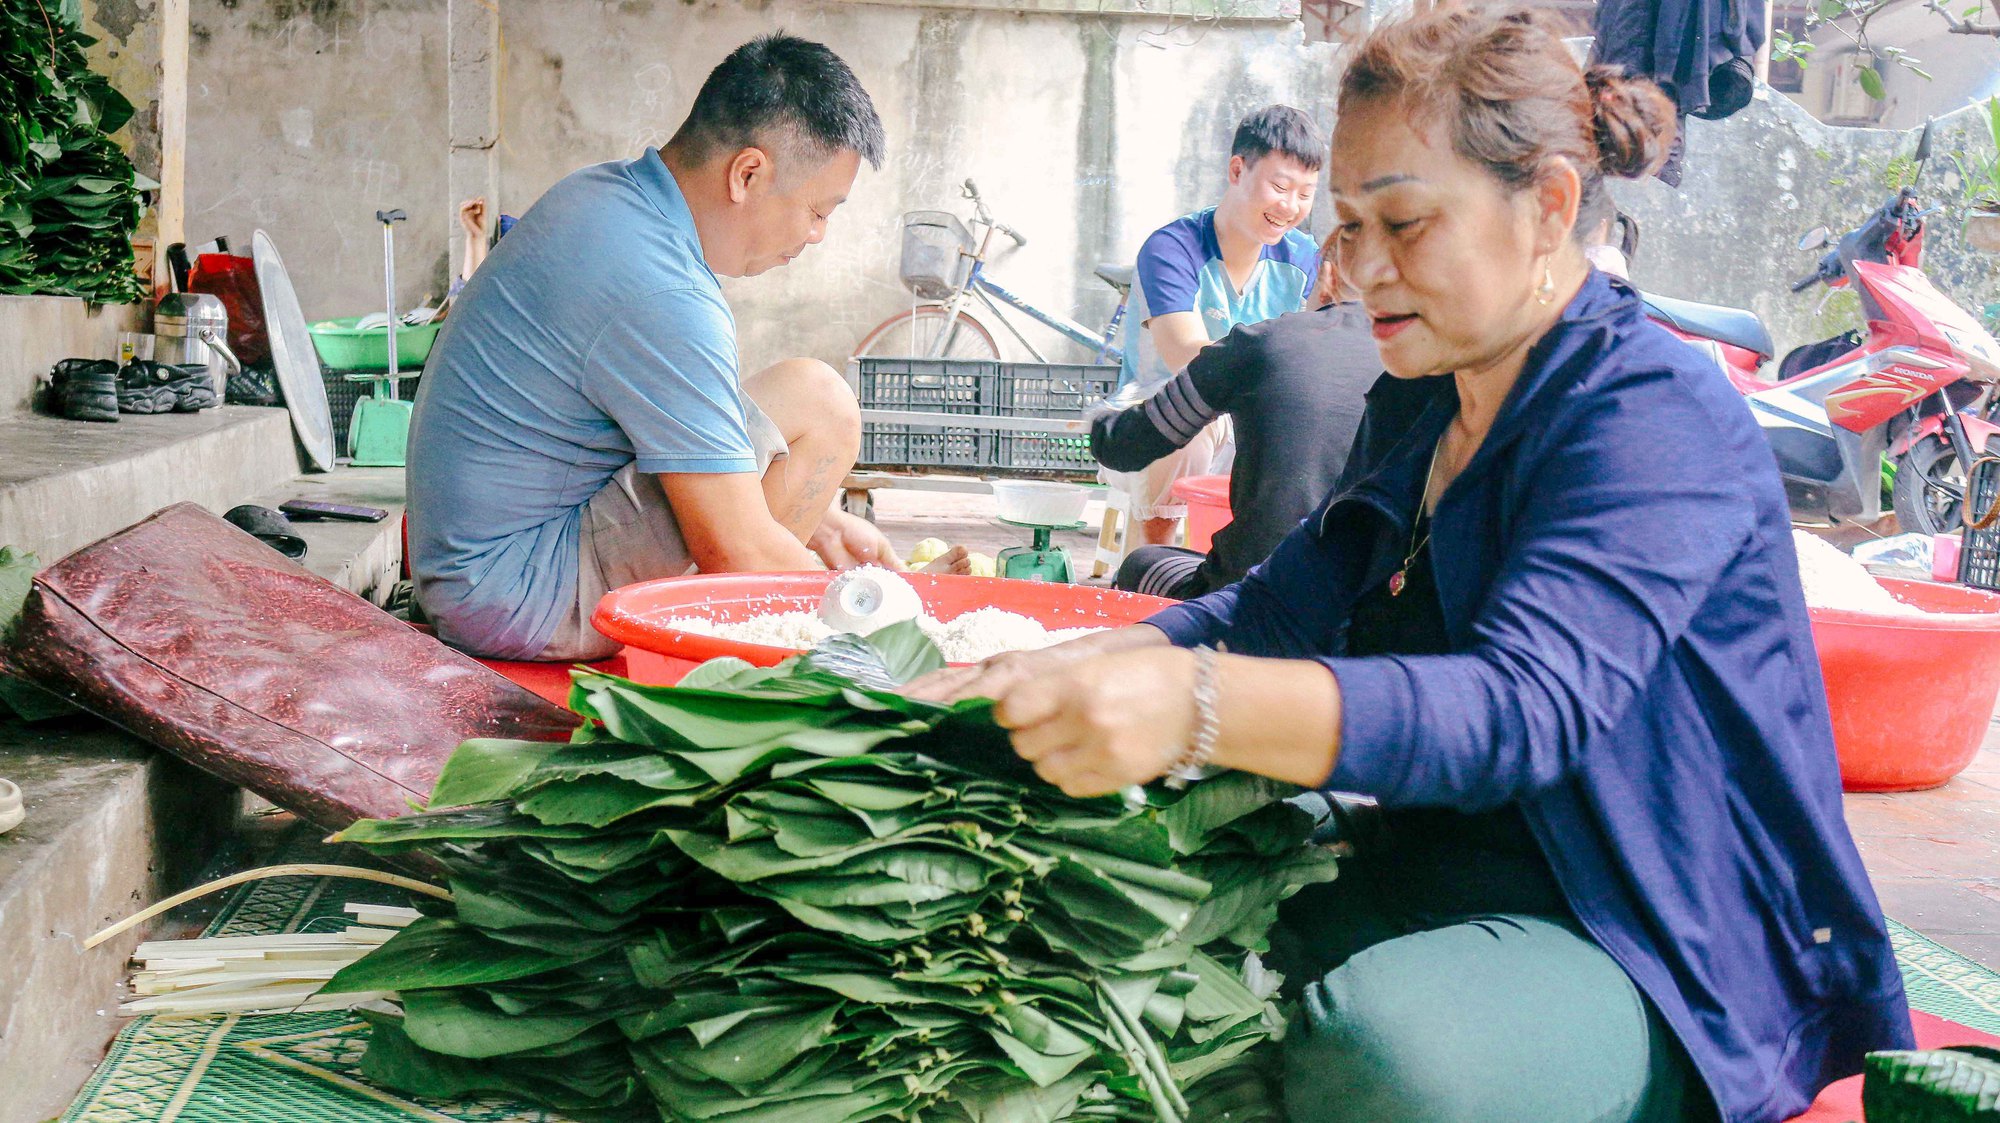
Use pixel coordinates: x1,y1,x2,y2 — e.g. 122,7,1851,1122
853,179,1131,364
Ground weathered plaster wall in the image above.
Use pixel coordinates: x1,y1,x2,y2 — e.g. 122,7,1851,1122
177,0,449,319
1615,89,2000,362
128,0,1333,345
80,0,165,188
494,0,1337,373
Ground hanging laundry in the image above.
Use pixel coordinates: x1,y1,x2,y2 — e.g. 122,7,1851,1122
1592,0,1768,182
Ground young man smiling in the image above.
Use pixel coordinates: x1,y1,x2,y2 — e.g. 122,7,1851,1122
408,35,927,662
1107,106,1323,547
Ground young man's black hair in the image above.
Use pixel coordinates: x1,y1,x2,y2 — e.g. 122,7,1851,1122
669,33,887,171
1231,105,1325,171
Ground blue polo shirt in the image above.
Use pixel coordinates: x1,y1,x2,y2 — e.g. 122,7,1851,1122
407,149,752,659
1119,208,1317,388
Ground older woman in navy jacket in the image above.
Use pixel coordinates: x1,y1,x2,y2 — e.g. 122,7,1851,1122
916,8,1910,1122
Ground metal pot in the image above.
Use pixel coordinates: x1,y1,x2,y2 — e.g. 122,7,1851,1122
155,292,241,397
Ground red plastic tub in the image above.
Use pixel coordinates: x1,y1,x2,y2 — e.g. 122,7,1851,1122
1170,474,1232,553
593,572,1176,686
1811,577,2000,791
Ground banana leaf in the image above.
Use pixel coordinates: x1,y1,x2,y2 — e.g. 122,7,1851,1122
326,628,1340,1121
1864,1045,2000,1120
0,1,145,303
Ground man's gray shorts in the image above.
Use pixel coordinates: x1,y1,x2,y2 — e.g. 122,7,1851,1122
538,399,789,662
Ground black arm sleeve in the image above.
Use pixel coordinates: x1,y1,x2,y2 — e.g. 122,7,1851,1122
1089,326,1256,472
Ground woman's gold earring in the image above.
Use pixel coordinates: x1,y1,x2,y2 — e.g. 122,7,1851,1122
1536,264,1557,306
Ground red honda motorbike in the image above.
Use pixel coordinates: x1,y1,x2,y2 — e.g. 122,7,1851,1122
1643,122,2000,533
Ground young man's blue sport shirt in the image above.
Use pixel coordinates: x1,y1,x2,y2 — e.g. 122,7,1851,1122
1119,207,1317,388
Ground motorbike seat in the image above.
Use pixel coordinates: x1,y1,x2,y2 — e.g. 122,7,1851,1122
1094,263,1135,294
1641,292,1775,359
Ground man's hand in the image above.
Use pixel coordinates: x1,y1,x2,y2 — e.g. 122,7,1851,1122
809,508,907,570
917,544,974,575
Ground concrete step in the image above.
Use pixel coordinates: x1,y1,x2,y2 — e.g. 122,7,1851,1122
0,295,144,419
0,406,301,566
0,463,405,1120
244,466,407,604
0,717,243,1123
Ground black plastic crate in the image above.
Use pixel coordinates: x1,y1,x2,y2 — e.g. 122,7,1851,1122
990,432,1099,472
323,369,420,448
853,357,1113,477
855,358,990,415
1961,456,2000,589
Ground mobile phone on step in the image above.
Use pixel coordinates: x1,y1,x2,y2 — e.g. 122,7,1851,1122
280,499,390,522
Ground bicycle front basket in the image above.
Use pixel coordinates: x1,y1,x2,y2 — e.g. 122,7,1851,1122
900,210,974,301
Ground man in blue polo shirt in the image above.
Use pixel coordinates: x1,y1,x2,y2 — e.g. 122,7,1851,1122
1108,106,1322,548
408,36,925,661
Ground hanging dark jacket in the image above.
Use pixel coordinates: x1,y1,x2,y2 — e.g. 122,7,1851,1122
1594,0,1766,121
1145,272,1912,1122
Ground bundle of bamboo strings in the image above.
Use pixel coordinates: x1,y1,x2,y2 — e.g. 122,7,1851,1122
117,902,419,1017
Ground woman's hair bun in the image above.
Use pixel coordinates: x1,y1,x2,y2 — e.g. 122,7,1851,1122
1583,65,1678,180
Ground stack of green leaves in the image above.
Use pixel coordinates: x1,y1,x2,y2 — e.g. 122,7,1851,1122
326,625,1338,1123
1863,1046,2000,1120
1,0,150,302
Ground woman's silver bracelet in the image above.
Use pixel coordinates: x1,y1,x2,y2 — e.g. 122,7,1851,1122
1164,646,1222,790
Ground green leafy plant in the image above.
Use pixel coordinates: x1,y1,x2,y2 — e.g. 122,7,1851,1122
1863,1044,2000,1119
0,0,152,302
323,624,1339,1122
1771,0,1936,102
1952,96,2000,212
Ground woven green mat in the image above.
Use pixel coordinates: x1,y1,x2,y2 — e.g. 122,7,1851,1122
62,837,573,1123
1889,918,2000,1036
61,859,2000,1122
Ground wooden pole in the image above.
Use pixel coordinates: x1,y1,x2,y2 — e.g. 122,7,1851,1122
447,0,501,283
154,0,187,300
1754,0,1774,84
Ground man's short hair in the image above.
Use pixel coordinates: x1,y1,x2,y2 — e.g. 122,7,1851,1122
670,34,886,173
1231,105,1324,172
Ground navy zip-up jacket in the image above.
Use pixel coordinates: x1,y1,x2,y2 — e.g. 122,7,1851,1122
1147,272,1911,1122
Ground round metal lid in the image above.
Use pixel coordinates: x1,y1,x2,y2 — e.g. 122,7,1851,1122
251,230,336,472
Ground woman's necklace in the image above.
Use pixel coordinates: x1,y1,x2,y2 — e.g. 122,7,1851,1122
1389,437,1447,597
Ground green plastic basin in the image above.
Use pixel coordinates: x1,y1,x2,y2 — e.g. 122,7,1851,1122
308,316,442,371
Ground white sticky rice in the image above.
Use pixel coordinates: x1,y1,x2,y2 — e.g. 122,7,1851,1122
664,604,1105,663
1791,530,1927,616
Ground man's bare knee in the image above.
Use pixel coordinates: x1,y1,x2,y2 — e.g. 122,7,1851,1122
745,357,859,444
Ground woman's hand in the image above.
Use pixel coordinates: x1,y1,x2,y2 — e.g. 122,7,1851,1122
994,647,1198,798
905,624,1173,705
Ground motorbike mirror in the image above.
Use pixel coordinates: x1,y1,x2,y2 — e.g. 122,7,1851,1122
1798,226,1831,251
1915,118,1935,165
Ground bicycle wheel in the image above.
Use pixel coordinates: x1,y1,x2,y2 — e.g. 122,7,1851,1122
853,305,1002,360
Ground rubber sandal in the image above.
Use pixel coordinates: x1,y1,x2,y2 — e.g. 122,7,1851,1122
167,364,218,412
50,359,120,423
117,360,179,415
222,504,308,560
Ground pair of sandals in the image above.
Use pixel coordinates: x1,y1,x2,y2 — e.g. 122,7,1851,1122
117,360,218,415
46,359,217,423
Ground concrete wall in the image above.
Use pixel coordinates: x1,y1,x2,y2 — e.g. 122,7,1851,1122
1788,0,2000,130
1615,88,2000,362
495,0,1338,373
175,0,450,322
79,0,166,191
150,0,1331,362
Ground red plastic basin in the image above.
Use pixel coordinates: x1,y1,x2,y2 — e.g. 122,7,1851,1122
1811,578,2000,791
592,572,1176,686
1170,474,1232,553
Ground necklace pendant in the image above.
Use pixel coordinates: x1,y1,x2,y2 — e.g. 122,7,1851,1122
1388,569,1407,597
